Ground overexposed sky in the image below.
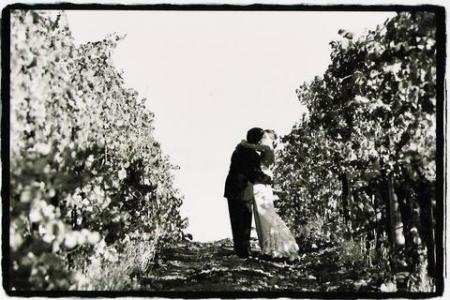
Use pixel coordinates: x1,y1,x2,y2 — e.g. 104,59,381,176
66,10,394,241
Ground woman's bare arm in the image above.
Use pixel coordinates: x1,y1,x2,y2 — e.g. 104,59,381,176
240,140,274,166
240,140,271,152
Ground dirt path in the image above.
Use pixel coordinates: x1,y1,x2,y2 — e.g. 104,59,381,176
139,238,380,292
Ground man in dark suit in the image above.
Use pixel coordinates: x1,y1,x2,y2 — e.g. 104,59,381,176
224,127,272,258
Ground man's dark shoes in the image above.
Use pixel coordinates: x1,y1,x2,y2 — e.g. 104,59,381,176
258,253,273,261
236,252,249,259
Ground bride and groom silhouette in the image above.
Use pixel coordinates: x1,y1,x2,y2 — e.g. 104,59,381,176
224,127,299,261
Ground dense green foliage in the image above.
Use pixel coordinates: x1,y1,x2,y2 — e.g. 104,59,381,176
10,10,186,290
275,12,437,291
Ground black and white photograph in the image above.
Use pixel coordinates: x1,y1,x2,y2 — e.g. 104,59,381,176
1,1,446,298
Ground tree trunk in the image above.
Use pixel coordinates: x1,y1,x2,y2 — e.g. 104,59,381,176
340,172,352,234
372,187,382,252
418,180,436,280
396,179,417,271
381,176,405,274
68,206,80,269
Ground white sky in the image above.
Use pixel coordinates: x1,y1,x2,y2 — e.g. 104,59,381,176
65,10,394,241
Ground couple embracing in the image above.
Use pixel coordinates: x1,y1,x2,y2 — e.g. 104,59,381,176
224,127,299,261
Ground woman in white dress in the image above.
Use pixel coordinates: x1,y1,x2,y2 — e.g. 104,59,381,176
241,130,299,261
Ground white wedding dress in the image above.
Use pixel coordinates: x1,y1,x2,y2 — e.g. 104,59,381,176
253,151,299,260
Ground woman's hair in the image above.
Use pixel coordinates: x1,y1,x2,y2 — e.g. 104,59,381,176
264,129,277,140
246,127,265,144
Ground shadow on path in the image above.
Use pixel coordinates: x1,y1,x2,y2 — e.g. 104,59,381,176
139,238,380,292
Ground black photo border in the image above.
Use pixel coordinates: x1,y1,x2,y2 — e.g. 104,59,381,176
1,2,446,299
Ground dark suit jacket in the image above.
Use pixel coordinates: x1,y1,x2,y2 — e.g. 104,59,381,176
224,144,272,200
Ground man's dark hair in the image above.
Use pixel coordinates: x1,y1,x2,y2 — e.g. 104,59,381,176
246,127,265,144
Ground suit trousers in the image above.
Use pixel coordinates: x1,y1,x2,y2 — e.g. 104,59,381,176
226,197,253,257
